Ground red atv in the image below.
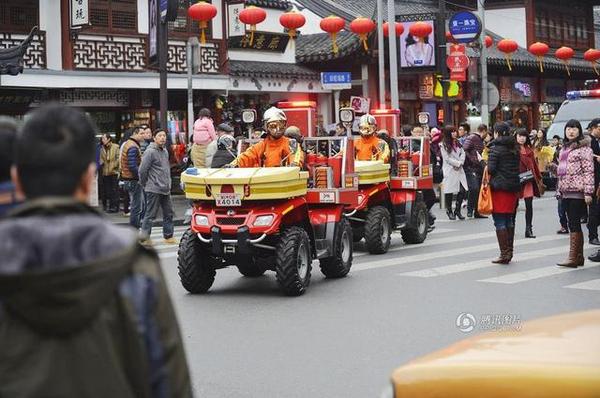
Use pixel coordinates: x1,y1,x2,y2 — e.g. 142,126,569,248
177,136,358,296
348,136,432,254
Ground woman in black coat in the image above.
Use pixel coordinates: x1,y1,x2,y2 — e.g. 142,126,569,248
488,122,521,264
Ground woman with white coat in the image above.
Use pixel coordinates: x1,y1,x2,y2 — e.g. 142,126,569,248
440,125,468,220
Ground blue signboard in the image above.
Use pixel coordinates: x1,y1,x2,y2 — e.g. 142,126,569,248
160,0,168,19
449,11,482,44
321,72,351,85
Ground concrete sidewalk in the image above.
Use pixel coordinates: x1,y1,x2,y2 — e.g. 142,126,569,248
101,194,189,227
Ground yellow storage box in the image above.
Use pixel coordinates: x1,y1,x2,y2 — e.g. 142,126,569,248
355,160,390,185
181,167,309,201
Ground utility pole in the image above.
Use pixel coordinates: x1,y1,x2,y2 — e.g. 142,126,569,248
158,10,168,129
377,0,385,109
387,0,399,109
186,37,199,144
437,0,450,125
478,0,489,126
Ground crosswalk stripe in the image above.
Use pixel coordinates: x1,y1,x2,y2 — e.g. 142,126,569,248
351,234,565,273
399,243,588,278
564,278,600,291
479,258,600,285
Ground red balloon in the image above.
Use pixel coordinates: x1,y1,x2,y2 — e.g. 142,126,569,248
383,22,404,37
320,15,345,34
349,17,376,35
188,1,217,22
528,42,549,57
584,49,600,62
239,6,266,26
497,39,518,54
279,11,306,30
484,35,493,48
409,21,433,38
555,46,575,60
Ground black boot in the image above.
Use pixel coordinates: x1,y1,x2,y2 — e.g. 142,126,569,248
525,225,536,238
588,249,600,262
454,207,465,220
455,190,466,220
445,194,456,220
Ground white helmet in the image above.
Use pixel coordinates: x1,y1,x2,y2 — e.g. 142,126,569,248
359,114,377,136
263,107,287,127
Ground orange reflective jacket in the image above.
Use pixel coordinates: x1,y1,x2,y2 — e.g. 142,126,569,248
355,135,390,163
233,136,304,168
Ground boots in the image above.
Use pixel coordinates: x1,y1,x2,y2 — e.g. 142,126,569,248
506,226,515,262
492,229,511,264
557,232,585,268
525,225,536,238
454,207,465,220
446,209,456,220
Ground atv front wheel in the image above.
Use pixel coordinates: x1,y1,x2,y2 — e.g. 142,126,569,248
401,201,428,244
364,206,392,254
177,229,216,293
320,218,353,278
275,227,312,296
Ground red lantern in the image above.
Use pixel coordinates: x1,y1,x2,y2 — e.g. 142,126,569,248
555,46,575,76
409,21,433,38
383,21,403,37
584,49,600,76
350,17,376,51
239,6,267,46
279,11,305,41
188,1,217,44
497,39,518,71
320,16,345,55
528,42,549,73
445,31,457,44
484,35,493,48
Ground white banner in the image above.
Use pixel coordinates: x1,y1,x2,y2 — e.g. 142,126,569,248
228,3,246,37
71,0,89,28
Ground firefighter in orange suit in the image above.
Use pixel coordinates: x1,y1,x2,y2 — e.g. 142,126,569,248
226,107,304,168
354,114,390,163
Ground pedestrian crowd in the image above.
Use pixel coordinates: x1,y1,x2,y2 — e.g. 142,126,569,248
0,104,192,397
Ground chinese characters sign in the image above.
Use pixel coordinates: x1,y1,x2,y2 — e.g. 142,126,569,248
228,32,289,53
228,3,246,37
71,0,89,28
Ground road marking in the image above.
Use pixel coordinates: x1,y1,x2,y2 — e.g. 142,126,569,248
399,243,586,277
351,234,565,273
479,263,600,284
564,278,600,291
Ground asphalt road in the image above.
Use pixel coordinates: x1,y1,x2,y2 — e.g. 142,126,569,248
151,195,600,398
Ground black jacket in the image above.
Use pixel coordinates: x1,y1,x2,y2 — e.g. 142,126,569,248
488,136,521,192
590,135,600,188
211,148,237,168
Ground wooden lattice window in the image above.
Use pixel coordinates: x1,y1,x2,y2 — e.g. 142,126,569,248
0,0,39,33
168,0,207,38
88,0,138,34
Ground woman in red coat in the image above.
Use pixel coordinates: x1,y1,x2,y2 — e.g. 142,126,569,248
515,129,542,238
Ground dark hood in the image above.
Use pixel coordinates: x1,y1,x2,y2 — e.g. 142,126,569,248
0,198,140,336
490,135,516,148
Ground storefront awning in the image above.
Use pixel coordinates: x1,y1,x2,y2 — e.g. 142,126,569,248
228,60,320,80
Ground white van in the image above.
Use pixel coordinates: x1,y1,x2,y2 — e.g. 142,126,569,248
547,89,600,139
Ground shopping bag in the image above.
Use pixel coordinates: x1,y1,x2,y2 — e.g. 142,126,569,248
478,167,493,216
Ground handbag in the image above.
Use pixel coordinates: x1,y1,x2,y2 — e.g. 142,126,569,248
478,167,493,216
519,170,534,185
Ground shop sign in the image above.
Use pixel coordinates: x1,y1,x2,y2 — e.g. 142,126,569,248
228,32,289,53
419,75,435,99
148,0,158,67
228,3,246,37
350,96,370,114
499,77,536,103
70,0,89,28
59,90,130,107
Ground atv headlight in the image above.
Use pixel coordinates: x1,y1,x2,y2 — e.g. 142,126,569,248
253,215,274,227
194,215,209,226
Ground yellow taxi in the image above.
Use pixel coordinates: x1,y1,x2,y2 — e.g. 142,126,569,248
381,310,600,398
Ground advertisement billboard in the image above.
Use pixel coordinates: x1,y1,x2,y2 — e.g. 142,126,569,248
399,20,436,68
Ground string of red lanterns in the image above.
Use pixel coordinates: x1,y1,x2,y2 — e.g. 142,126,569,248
383,21,404,38
187,1,218,45
528,42,549,73
239,6,267,46
320,16,345,55
350,17,376,51
279,11,306,41
497,39,518,71
584,49,600,76
555,46,575,76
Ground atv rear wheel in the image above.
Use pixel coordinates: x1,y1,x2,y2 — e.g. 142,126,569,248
320,218,353,278
364,206,392,254
275,227,312,296
401,201,428,244
177,229,216,293
236,257,266,277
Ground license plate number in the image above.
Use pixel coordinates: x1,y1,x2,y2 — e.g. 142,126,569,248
216,193,241,207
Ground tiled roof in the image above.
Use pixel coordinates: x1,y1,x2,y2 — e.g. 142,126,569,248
485,31,595,74
228,60,319,80
246,0,291,10
296,31,362,63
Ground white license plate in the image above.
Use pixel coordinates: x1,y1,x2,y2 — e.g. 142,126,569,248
216,193,242,207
